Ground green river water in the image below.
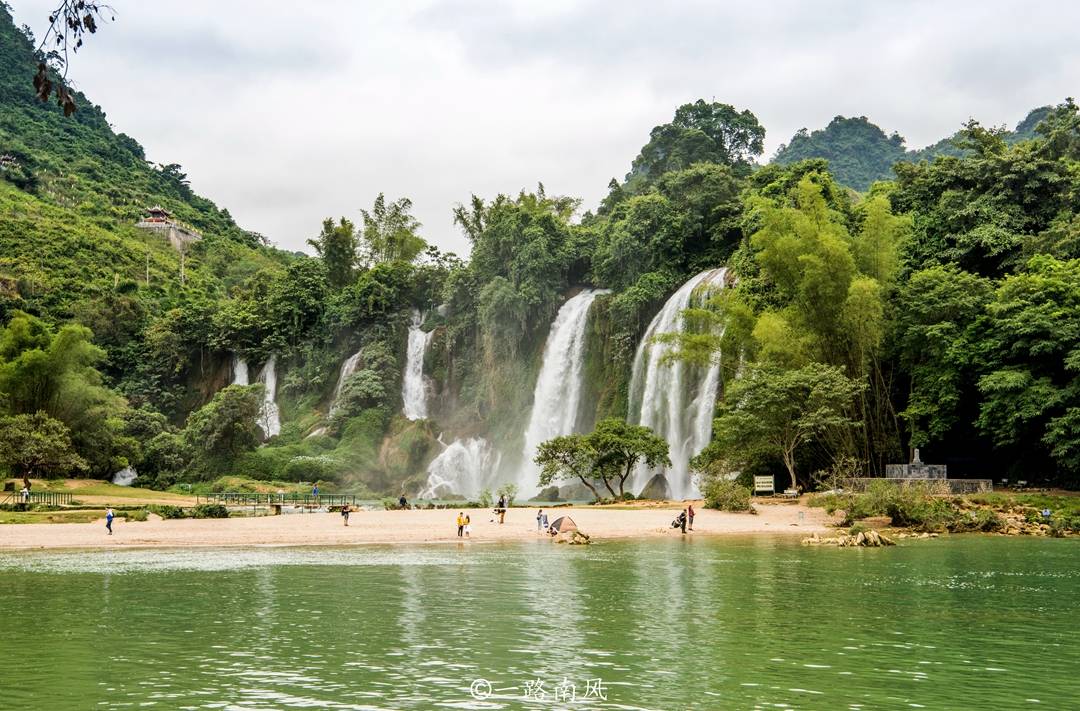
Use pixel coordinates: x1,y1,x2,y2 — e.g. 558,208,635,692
0,536,1076,710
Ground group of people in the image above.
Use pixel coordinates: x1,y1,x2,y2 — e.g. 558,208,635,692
672,504,695,533
455,511,473,537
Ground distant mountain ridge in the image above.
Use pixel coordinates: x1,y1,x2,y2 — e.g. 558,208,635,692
772,106,1054,191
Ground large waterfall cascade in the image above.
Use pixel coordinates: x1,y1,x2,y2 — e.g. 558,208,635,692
256,355,282,438
402,309,435,420
628,268,729,500
420,436,501,499
516,288,609,496
231,354,249,386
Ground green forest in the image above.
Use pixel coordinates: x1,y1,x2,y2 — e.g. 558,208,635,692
1,3,1079,497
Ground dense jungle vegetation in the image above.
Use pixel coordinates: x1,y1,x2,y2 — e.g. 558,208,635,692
1,4,1078,493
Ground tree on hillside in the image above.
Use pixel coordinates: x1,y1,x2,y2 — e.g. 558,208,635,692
308,218,358,289
182,384,262,467
772,116,908,191
359,193,426,264
0,411,88,477
707,363,864,490
626,100,765,186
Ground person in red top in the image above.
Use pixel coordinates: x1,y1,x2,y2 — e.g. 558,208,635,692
687,504,695,531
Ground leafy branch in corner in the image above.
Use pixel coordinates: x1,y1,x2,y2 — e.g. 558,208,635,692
31,1,115,115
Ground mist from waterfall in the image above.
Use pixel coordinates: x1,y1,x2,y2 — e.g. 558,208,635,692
419,436,501,499
628,268,728,500
516,288,608,496
231,354,249,386
402,309,434,420
256,355,282,438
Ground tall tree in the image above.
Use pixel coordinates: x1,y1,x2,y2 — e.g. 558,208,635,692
359,193,426,264
706,363,864,490
308,218,358,289
0,411,88,477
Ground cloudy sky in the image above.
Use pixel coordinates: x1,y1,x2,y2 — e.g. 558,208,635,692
11,0,1080,255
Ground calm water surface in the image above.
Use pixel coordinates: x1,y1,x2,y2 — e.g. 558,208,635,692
0,536,1076,710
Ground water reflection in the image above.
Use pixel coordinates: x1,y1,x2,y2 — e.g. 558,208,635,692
0,537,1076,709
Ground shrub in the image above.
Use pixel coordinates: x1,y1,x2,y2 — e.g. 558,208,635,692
192,503,229,519
703,477,752,512
149,504,187,519
122,509,149,522
477,489,493,509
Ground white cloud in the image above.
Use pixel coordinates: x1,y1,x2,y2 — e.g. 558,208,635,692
11,0,1080,256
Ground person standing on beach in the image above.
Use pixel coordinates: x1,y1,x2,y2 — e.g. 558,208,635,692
680,508,687,534
464,514,472,537
312,483,320,502
536,508,543,531
687,504,695,531
399,494,408,509
105,507,114,535
341,503,350,526
456,512,465,537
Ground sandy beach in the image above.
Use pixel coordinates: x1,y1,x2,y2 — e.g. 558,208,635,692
0,501,834,550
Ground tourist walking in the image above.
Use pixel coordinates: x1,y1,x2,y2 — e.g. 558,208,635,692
456,512,465,537
312,483,320,503
464,514,472,537
497,495,507,524
105,507,114,535
341,503,350,526
536,508,544,532
20,484,30,504
687,503,695,531
679,509,687,534
399,494,408,509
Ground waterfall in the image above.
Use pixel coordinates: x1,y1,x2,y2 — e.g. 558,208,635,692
329,349,364,415
420,436,501,499
516,288,608,496
256,355,282,438
628,268,728,500
402,309,434,420
231,354,249,386
111,466,137,486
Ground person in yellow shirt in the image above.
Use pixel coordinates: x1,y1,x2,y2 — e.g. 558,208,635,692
456,512,465,537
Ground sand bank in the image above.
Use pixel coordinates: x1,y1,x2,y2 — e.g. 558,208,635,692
0,501,836,550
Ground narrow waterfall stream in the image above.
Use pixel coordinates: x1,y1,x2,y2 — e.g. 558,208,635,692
627,268,728,499
401,309,434,420
329,349,364,416
256,355,282,438
231,354,249,386
516,288,608,496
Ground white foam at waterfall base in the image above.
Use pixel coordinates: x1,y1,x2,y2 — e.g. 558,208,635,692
420,437,501,499
516,289,608,497
627,268,728,500
111,467,137,486
402,309,435,420
231,354,249,385
256,355,282,438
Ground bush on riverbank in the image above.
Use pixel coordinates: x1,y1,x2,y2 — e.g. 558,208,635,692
809,480,1005,532
703,478,753,512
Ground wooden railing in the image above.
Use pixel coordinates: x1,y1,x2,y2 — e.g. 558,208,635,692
0,491,74,506
195,492,359,507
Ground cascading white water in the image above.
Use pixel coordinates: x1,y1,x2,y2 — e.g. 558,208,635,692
111,466,137,486
256,355,282,438
329,349,364,415
516,289,608,496
231,354,249,386
628,268,728,500
419,436,501,499
402,309,434,420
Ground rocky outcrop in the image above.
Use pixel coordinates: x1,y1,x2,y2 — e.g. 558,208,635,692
802,529,895,547
555,530,591,545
